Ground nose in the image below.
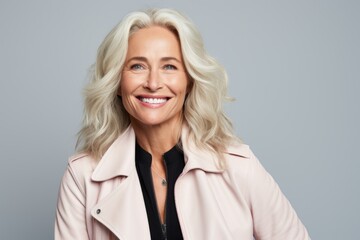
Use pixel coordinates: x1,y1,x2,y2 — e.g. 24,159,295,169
144,68,162,91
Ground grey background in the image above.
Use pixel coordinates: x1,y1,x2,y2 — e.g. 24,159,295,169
0,0,359,239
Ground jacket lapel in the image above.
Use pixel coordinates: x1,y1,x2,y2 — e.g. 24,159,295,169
90,171,151,240
90,126,151,240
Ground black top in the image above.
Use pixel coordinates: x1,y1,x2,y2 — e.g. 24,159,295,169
135,142,185,240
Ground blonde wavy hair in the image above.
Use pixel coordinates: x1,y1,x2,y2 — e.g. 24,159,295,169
77,8,240,160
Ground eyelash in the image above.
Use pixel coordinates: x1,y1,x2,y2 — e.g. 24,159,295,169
130,64,144,70
129,63,177,71
163,64,177,70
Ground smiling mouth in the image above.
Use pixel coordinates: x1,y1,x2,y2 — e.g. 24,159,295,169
138,97,169,104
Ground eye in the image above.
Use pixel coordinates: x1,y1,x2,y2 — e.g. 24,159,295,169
130,64,145,70
163,64,177,70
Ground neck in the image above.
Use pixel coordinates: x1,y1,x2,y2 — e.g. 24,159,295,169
131,118,183,163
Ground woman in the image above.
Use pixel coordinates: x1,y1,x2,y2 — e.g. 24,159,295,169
55,8,310,240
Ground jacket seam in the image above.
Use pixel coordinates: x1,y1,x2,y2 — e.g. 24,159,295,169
68,163,86,198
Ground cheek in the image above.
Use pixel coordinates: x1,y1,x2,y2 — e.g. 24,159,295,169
119,76,132,96
119,77,140,108
169,75,189,94
181,80,190,97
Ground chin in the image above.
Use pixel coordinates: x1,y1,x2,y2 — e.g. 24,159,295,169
131,117,167,127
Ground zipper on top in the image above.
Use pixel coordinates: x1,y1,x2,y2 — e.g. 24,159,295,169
149,155,168,240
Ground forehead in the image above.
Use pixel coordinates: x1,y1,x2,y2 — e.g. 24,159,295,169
127,26,182,56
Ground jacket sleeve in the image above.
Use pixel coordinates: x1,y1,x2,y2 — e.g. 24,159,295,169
247,151,311,240
55,164,89,239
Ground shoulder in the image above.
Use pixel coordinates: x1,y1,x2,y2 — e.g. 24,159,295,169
64,152,99,189
223,142,266,182
222,142,276,202
224,141,256,169
225,141,251,159
68,152,99,171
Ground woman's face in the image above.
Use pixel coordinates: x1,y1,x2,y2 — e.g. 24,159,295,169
120,26,189,128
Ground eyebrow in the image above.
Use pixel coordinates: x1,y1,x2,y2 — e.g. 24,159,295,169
126,56,182,64
161,57,182,63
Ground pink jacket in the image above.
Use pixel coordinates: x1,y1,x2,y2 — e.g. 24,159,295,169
55,126,310,239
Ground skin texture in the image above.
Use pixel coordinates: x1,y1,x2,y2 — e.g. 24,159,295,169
120,26,189,222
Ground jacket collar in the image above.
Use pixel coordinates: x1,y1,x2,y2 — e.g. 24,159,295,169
91,124,250,181
180,124,250,174
91,126,136,182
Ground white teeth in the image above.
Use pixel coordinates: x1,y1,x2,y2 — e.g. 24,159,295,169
140,97,167,104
